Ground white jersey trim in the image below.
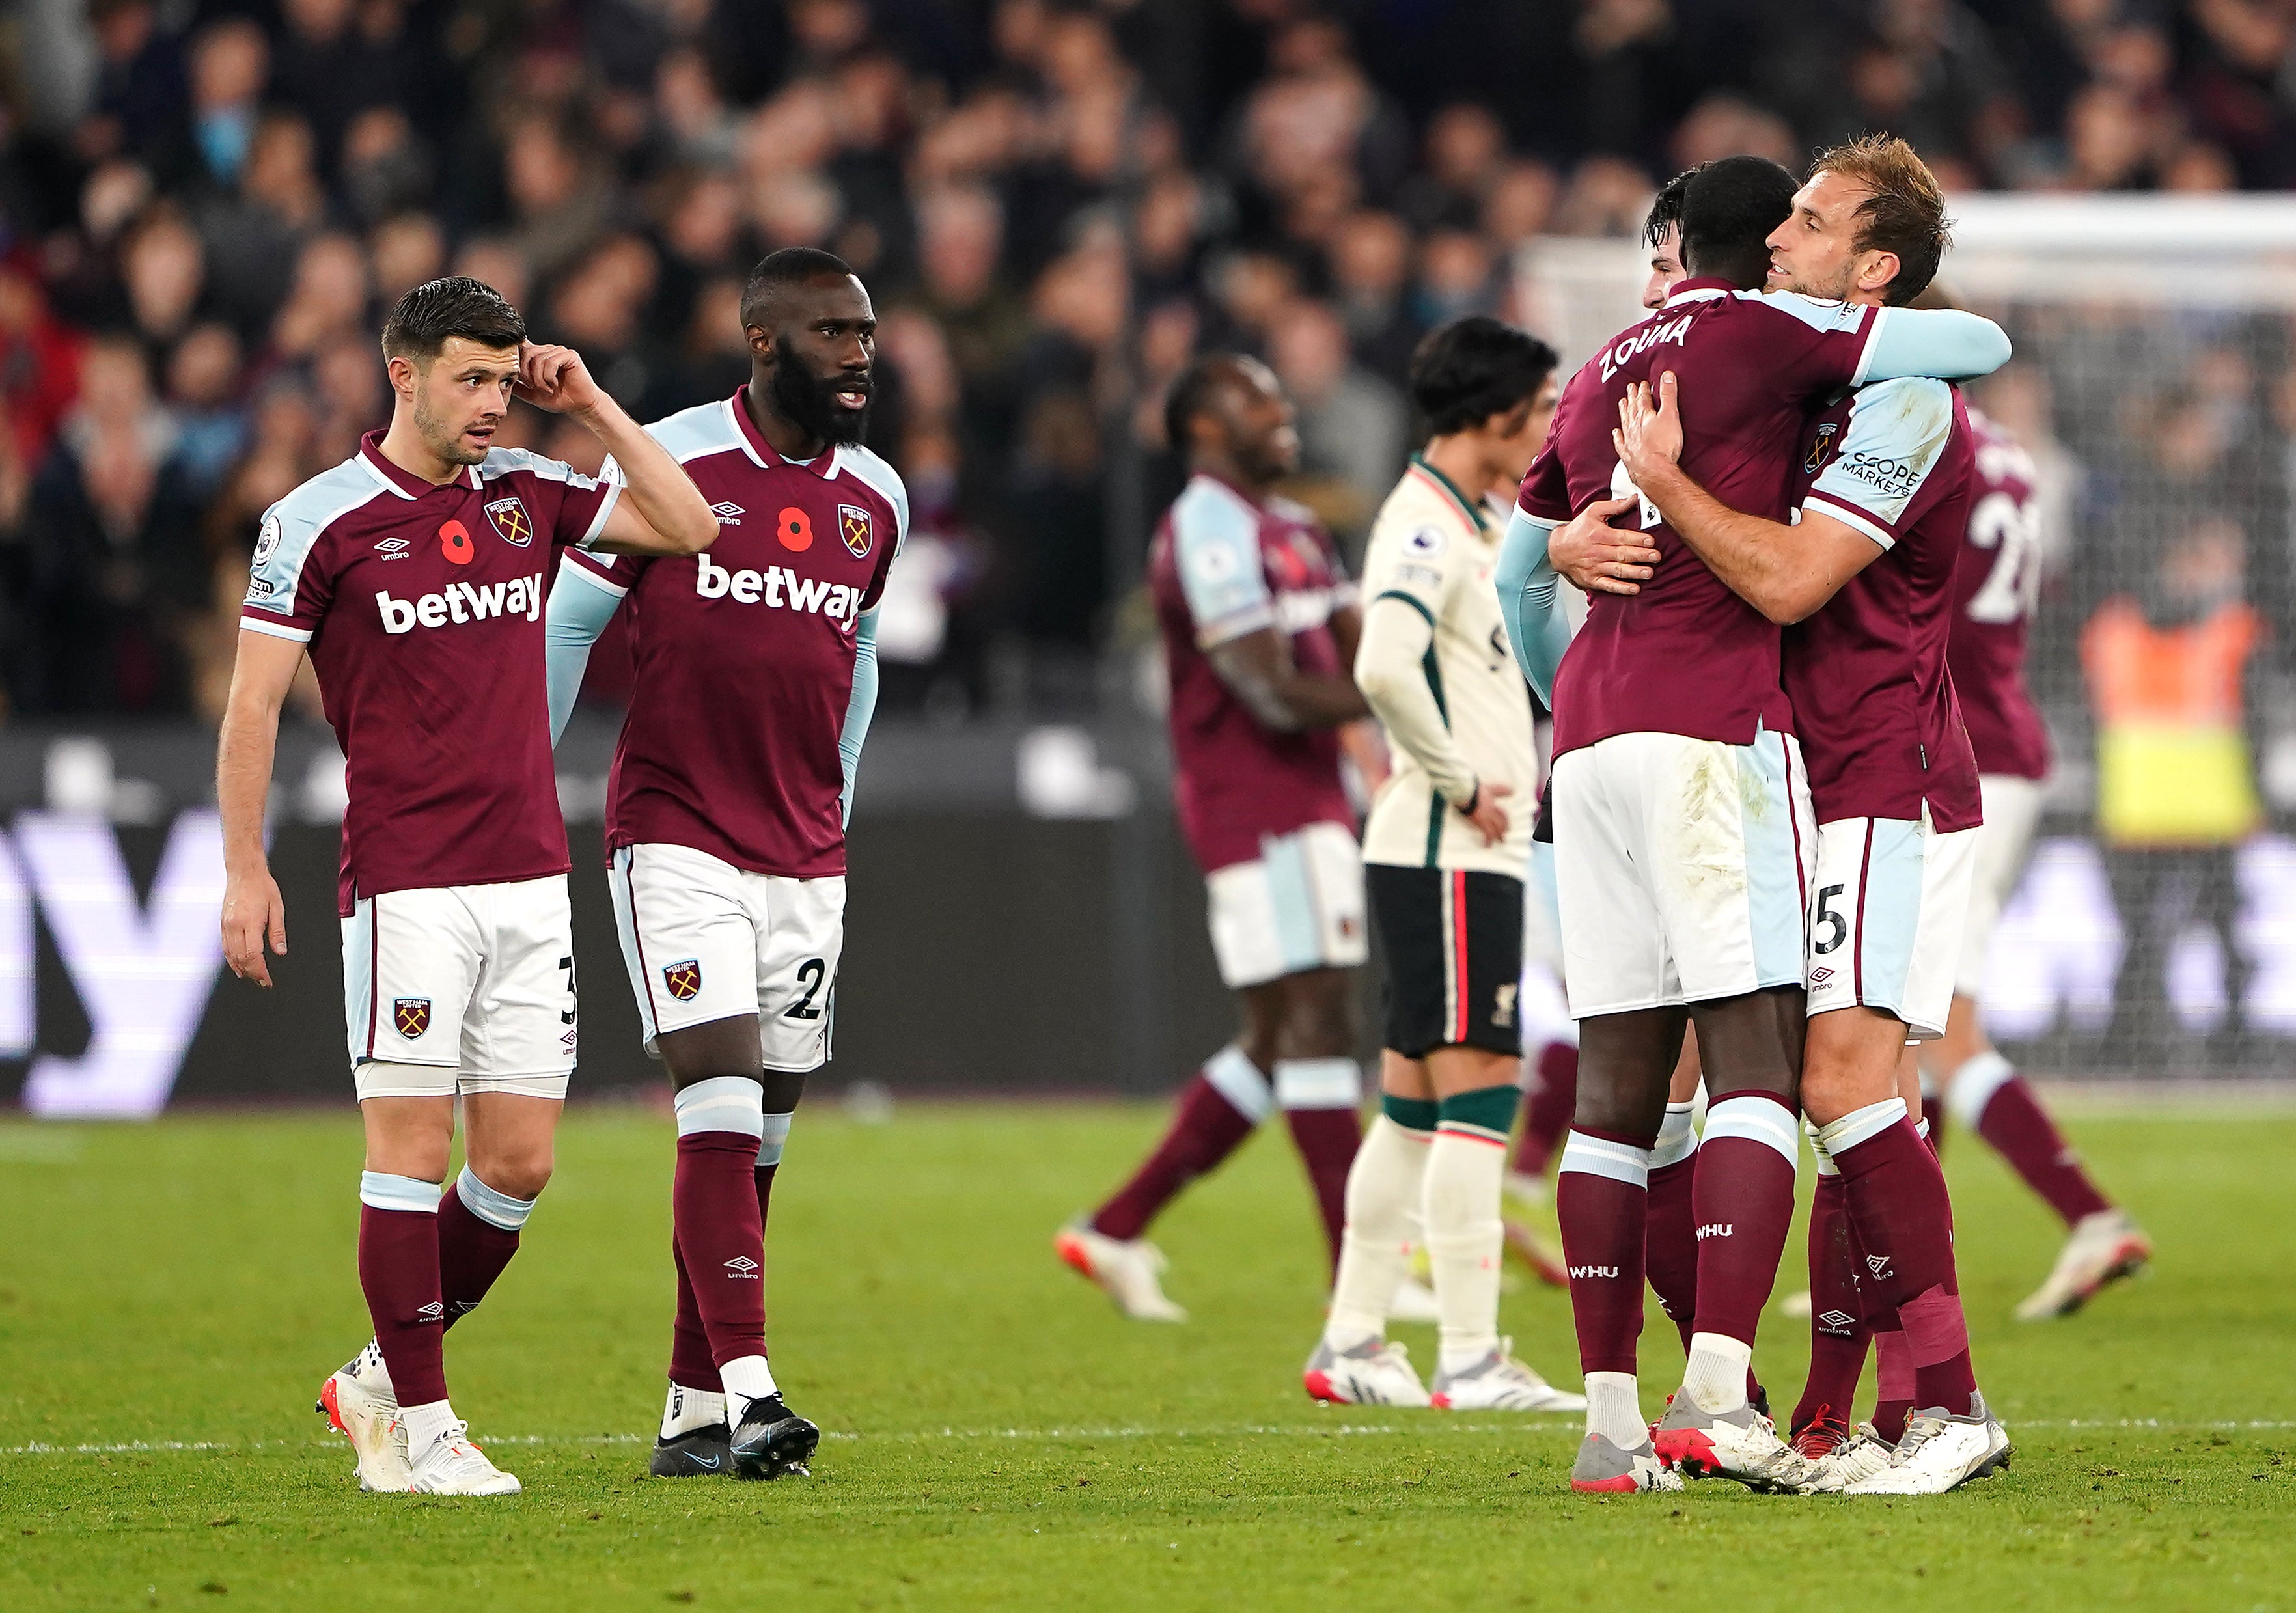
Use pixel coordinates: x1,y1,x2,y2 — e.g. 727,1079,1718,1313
240,616,314,642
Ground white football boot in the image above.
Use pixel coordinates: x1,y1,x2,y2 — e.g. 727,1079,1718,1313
2015,1209,2151,1321
407,1421,521,1496
318,1341,410,1493
1793,1414,1898,1494
1303,1337,1432,1406
1430,1342,1587,1411
1652,1394,1816,1491
1053,1222,1187,1322
1389,1276,1443,1323
1570,1432,1684,1493
1843,1401,2012,1495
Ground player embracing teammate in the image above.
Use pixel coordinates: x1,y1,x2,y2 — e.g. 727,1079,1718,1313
1612,137,2020,1493
544,247,905,1480
1500,152,2013,1494
218,277,718,1495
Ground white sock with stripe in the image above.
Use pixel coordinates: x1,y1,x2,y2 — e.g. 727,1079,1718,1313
1323,1114,1432,1350
1426,1129,1508,1375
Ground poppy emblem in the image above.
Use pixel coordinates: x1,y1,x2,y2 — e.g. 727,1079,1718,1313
439,521,474,564
663,959,702,1001
777,507,814,551
484,497,534,548
394,998,432,1038
838,503,872,558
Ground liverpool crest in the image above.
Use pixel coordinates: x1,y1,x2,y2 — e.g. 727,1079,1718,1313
394,997,432,1038
484,496,534,547
838,503,872,558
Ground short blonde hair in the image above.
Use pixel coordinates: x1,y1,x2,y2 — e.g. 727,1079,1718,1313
1809,134,1950,306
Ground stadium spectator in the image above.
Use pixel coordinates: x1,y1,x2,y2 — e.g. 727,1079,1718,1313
0,0,2284,732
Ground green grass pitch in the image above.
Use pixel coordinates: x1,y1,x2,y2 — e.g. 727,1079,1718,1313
3,1098,2293,1612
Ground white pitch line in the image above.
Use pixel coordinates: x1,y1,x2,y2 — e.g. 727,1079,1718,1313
10,1418,2296,1459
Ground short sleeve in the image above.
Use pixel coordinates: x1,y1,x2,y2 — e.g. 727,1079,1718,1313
241,501,337,642
559,545,641,598
837,445,909,611
1803,378,1957,550
482,448,622,551
1171,480,1273,646
1741,292,1883,401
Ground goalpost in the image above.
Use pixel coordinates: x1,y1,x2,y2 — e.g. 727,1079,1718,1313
1510,197,2296,1078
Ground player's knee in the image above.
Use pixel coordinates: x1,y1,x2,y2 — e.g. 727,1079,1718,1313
467,1146,553,1204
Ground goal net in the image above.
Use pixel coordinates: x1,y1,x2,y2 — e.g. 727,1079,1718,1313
1510,197,2296,1079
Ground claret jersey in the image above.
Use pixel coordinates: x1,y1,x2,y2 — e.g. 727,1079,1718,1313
242,430,620,913
1515,280,1888,759
1148,472,1357,873
1945,407,2051,780
557,391,907,879
1782,378,1982,831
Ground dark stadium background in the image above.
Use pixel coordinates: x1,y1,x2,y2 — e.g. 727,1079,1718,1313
2,0,2293,1113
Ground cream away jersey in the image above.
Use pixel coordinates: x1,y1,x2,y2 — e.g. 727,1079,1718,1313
1356,455,1536,876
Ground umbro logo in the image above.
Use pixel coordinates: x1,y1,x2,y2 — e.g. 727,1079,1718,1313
1818,1308,1858,1332
1810,967,1834,985
373,536,411,561
415,1302,444,1323
710,502,745,525
1866,1253,1893,1276
723,1255,761,1279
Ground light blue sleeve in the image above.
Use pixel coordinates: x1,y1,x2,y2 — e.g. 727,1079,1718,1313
1857,306,2011,386
1170,479,1273,643
1803,378,1957,547
1494,506,1575,708
839,609,880,827
544,561,626,746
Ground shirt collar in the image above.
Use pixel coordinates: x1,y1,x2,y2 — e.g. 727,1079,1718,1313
727,387,841,480
1408,453,1486,531
1661,277,1740,308
359,430,479,498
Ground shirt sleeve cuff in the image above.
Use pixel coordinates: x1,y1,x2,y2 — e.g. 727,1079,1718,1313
559,549,629,596
1195,601,1275,647
240,612,314,642
575,480,624,549
1802,491,1895,550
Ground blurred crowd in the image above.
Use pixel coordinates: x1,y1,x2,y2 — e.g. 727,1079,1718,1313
2,0,2295,723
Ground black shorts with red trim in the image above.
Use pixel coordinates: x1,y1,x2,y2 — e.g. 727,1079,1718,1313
1366,864,1524,1059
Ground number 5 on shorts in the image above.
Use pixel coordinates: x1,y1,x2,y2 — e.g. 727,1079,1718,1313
1812,883,1847,957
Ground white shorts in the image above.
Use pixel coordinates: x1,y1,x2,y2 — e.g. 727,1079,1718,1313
1806,809,1978,1040
343,874,576,1099
610,842,846,1073
1204,821,1368,989
1551,726,1815,1017
1954,773,2044,999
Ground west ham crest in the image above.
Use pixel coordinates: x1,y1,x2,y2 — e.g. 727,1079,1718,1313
394,997,432,1038
1803,422,1841,477
484,496,534,548
663,959,702,1001
838,503,873,558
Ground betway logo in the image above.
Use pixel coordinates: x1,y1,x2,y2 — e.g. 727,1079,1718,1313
376,575,544,633
696,553,863,622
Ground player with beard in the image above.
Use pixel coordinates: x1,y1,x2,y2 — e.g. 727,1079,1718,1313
1055,355,1373,1321
219,277,718,1495
1614,136,2013,1494
1495,154,2010,1493
542,247,905,1481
